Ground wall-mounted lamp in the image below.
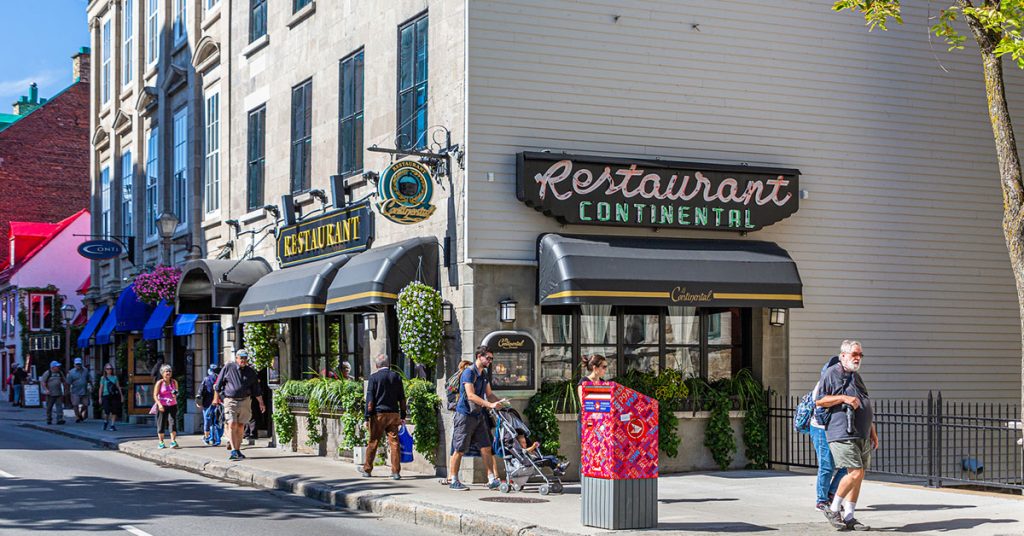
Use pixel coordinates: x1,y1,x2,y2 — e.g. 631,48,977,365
224,327,235,343
441,301,454,325
499,299,517,324
362,312,378,337
769,308,787,327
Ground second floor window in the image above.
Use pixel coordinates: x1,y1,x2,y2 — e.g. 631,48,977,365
146,127,159,238
146,0,159,64
123,0,133,85
250,0,267,42
121,151,133,237
397,14,428,150
293,0,311,13
28,294,54,332
339,50,364,177
291,80,312,193
173,108,188,225
173,0,187,44
204,92,220,214
247,106,266,211
102,19,112,103
101,166,111,236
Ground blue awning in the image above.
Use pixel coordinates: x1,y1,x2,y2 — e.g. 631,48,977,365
95,309,118,345
143,301,175,340
174,314,199,336
114,283,154,333
76,305,109,348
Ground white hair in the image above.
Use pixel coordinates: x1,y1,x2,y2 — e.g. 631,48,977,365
840,340,862,354
374,354,389,369
159,364,173,375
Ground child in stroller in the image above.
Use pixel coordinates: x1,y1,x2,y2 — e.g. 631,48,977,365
491,407,569,495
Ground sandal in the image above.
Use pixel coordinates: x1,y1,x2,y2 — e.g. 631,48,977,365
438,478,451,486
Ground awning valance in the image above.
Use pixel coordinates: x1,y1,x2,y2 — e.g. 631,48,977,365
95,310,117,345
238,256,350,321
325,236,439,312
114,284,153,332
76,305,108,348
538,234,803,308
143,301,174,340
174,314,198,336
177,258,272,314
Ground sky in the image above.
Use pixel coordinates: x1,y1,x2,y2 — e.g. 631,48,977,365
0,0,90,108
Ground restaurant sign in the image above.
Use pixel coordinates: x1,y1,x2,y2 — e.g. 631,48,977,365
516,152,800,231
277,200,374,268
377,159,437,225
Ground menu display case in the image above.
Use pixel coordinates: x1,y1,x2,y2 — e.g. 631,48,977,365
480,331,536,391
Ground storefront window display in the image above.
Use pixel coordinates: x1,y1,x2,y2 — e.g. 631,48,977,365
293,315,365,380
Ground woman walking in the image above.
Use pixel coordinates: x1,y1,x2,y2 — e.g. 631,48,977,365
99,364,122,431
153,365,179,449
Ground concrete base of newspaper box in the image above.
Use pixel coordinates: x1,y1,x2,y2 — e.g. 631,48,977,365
581,476,658,529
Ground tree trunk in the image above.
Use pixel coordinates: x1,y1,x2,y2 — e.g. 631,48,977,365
970,20,1024,425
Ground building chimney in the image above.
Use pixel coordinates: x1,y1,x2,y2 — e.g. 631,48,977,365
11,84,43,116
72,47,91,83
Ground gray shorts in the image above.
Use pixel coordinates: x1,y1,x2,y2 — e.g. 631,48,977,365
223,397,252,424
452,412,491,453
829,439,872,470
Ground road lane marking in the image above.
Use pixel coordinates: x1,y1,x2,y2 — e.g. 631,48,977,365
120,526,154,536
0,469,14,478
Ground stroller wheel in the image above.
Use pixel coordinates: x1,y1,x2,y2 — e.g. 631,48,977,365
539,484,551,496
511,483,524,492
499,482,511,494
551,482,563,494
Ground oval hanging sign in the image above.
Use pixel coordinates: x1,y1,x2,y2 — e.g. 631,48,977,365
376,159,437,225
77,239,122,260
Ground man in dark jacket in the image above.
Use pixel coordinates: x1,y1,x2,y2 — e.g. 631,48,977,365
360,354,407,479
196,365,221,445
213,349,265,461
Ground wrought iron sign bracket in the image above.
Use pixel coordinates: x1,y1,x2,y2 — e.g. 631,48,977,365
368,125,465,182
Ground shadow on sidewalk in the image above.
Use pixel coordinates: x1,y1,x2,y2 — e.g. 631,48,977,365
861,503,977,512
635,521,776,532
884,517,1019,533
659,497,739,504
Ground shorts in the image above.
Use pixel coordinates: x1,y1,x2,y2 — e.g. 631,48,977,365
829,439,872,470
71,394,89,407
223,397,252,425
452,412,492,454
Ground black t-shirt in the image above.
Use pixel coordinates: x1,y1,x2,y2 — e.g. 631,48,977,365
12,368,28,385
817,363,873,442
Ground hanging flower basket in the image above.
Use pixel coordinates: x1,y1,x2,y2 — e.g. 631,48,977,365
133,265,182,306
396,281,443,366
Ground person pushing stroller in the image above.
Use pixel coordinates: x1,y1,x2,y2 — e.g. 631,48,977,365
491,406,569,494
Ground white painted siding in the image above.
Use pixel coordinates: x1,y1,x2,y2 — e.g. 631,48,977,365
466,0,1024,401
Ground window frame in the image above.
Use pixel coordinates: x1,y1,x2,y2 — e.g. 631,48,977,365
172,107,188,227
203,90,221,215
172,0,187,45
293,0,312,14
122,0,134,86
396,13,428,150
145,126,159,239
146,0,159,65
290,79,313,193
102,18,112,104
338,49,364,178
247,105,266,211
101,166,112,237
121,150,133,237
249,0,267,43
28,293,55,332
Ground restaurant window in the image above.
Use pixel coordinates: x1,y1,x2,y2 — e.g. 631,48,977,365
705,308,745,382
121,150,133,237
290,79,312,193
665,306,699,378
249,0,267,43
29,294,54,332
540,310,573,383
293,0,311,13
397,13,428,150
145,127,159,239
102,19,111,103
294,316,327,379
122,0,133,85
246,106,266,211
580,305,617,379
329,314,364,380
338,50,364,177
622,307,659,374
172,107,188,225
204,90,221,214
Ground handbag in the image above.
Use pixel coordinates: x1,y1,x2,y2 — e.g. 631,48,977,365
149,403,159,415
398,425,415,463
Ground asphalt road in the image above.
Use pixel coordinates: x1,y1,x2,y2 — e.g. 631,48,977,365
0,417,447,536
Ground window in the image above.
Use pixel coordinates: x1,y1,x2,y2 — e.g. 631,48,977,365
173,0,186,44
397,14,428,150
293,0,311,13
206,0,220,9
540,312,573,384
146,0,159,64
7,296,13,334
2,297,7,338
580,305,618,378
122,0,133,85
101,166,111,236
28,294,54,332
338,50,364,177
290,79,312,193
294,316,325,379
249,0,266,42
172,108,188,225
247,106,266,211
102,19,111,103
329,314,364,379
146,127,159,238
204,91,220,214
121,151,133,237
665,307,699,378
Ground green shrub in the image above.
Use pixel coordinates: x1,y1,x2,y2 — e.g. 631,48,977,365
404,378,441,464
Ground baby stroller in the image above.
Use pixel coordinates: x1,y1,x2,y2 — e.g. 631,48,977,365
491,407,568,495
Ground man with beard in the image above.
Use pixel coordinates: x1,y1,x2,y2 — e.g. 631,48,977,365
816,340,878,531
447,345,506,491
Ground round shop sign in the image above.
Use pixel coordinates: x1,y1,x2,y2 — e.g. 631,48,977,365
376,159,437,225
77,239,122,260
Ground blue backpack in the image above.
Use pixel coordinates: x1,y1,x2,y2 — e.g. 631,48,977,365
793,391,815,434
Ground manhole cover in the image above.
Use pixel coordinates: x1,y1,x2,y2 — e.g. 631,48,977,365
479,497,550,504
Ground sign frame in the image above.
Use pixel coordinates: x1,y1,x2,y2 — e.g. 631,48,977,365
276,200,374,268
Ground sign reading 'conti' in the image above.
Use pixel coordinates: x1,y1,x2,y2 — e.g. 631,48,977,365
516,152,800,231
276,200,374,268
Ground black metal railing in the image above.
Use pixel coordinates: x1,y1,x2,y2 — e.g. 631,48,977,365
768,391,1023,491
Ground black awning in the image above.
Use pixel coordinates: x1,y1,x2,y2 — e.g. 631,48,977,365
538,234,803,308
177,258,272,314
237,256,350,321
324,236,438,312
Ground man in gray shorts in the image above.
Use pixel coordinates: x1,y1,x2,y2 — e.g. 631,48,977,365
213,349,265,461
815,340,878,531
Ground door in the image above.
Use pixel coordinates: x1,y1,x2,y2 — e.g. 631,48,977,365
127,335,154,415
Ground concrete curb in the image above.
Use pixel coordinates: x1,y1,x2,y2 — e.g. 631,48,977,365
22,423,580,536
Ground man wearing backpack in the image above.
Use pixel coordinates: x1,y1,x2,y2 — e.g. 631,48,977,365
809,355,846,512
40,361,68,425
447,345,506,491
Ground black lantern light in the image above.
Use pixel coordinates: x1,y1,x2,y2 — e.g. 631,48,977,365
769,308,787,327
362,312,378,336
441,301,454,325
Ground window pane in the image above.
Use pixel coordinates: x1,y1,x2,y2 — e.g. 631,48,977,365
623,345,659,374
540,345,572,384
30,295,42,330
580,305,615,344
399,27,413,89
665,347,699,379
623,313,657,345
708,347,741,382
581,345,617,379
707,309,741,346
665,306,698,345
541,314,571,345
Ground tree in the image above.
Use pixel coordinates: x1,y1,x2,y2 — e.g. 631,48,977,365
833,1,1024,417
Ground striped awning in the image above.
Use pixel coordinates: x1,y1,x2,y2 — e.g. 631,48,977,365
237,256,350,322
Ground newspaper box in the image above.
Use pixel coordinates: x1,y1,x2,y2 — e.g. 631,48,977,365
580,382,658,529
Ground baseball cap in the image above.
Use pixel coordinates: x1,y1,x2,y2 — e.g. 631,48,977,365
73,357,83,365
50,360,61,368
208,364,219,373
236,348,250,358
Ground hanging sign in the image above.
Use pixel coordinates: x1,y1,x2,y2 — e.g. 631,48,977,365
276,200,374,268
376,160,437,224
516,152,800,232
77,239,123,260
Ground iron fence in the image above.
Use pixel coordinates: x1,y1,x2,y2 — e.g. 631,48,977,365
768,391,1023,491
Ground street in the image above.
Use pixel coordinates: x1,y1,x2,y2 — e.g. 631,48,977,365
0,415,445,536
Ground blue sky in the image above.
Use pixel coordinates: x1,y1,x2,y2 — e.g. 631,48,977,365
0,0,89,107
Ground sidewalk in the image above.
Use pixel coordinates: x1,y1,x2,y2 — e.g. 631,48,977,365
16,410,1024,536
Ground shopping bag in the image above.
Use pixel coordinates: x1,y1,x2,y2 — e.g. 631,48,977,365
149,403,159,415
398,425,414,463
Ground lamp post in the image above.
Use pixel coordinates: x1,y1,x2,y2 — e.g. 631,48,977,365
61,303,77,369
157,212,179,265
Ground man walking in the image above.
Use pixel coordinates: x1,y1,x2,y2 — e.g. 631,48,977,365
816,340,878,531
448,345,505,491
11,362,27,407
811,355,846,511
67,358,93,423
213,349,265,461
40,361,67,425
359,354,407,480
196,364,221,445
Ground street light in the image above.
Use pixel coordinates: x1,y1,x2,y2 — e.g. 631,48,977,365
61,303,77,369
157,212,179,264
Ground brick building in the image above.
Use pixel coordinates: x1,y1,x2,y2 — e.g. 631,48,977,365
0,49,92,267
